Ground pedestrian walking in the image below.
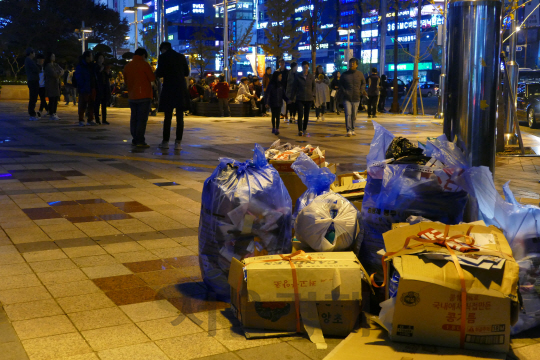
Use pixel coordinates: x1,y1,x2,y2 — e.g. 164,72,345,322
64,65,77,106
235,77,259,110
277,59,289,121
262,67,272,95
292,61,316,136
315,65,330,85
75,51,98,126
378,74,389,113
215,75,230,117
94,53,112,125
266,71,288,136
340,58,366,137
315,74,330,122
44,52,64,121
35,53,49,118
330,71,341,114
285,62,298,123
367,68,380,118
123,48,156,148
25,48,40,121
155,42,190,150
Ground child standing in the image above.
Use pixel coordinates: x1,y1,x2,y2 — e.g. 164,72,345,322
265,71,288,135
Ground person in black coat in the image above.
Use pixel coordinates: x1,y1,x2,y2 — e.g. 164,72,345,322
265,71,288,135
155,42,190,150
93,53,112,125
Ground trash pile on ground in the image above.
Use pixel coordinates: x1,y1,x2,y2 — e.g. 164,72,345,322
196,122,540,354
265,139,325,163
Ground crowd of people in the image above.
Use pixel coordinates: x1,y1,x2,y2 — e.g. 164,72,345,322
24,44,392,146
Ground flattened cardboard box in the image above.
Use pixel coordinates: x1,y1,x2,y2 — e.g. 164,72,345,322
228,252,368,342
381,223,520,353
330,172,367,201
323,327,506,360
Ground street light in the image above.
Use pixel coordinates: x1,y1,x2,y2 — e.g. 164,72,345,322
124,2,149,52
74,21,93,54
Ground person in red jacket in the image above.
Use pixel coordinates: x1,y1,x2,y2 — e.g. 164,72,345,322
215,75,230,117
123,48,156,148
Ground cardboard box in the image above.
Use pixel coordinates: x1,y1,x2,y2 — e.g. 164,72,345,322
323,324,506,360
330,171,367,202
228,252,369,348
379,223,520,353
270,150,326,172
277,163,336,210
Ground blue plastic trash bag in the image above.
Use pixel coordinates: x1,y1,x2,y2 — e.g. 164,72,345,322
291,152,336,220
359,122,469,280
198,144,293,299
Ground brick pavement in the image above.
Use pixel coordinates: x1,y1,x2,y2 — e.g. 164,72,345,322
0,100,539,359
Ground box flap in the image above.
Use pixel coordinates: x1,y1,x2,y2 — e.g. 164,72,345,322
243,252,364,302
228,257,245,290
383,223,514,261
395,255,519,302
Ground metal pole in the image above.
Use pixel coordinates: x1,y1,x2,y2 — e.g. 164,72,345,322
82,21,85,54
412,1,422,115
505,0,519,145
437,0,448,121
445,0,502,174
224,0,229,82
156,0,161,56
134,11,138,51
379,0,387,75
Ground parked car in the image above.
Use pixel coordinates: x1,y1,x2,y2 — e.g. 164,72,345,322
386,78,406,98
517,82,540,129
420,83,439,97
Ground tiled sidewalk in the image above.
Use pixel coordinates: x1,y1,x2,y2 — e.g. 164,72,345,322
0,100,539,359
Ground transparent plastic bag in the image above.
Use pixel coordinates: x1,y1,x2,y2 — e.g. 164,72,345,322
291,153,336,221
198,144,293,299
295,192,358,251
366,121,395,165
512,254,540,335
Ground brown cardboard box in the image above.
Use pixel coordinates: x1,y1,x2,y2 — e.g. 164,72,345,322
379,223,520,353
276,163,336,210
330,172,367,202
323,325,506,360
269,150,326,172
228,252,369,348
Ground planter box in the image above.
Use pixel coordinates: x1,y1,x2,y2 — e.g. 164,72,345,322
1,85,29,100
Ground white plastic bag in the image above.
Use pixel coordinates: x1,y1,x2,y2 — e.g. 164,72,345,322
295,193,358,251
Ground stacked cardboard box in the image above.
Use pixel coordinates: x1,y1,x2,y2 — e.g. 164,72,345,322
330,171,367,210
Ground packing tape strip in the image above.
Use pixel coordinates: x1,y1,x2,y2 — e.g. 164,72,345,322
299,301,328,350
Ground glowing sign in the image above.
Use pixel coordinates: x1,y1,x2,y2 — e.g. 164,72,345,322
193,4,204,13
166,5,178,14
321,24,334,29
168,34,174,40
361,49,378,64
143,13,153,20
397,35,416,42
361,29,378,38
387,62,433,71
295,5,314,13
387,15,444,31
257,22,268,29
298,43,328,51
362,16,378,25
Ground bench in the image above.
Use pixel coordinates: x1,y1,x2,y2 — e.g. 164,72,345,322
193,101,260,117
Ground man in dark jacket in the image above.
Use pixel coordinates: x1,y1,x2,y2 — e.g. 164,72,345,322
339,58,366,137
292,61,316,136
25,48,40,121
93,53,112,125
366,67,380,119
155,42,190,151
75,51,97,126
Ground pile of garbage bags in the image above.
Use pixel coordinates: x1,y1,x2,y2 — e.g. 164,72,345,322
265,139,324,161
359,122,469,279
198,144,292,299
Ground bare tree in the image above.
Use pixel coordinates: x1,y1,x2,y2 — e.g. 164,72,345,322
189,26,217,77
229,20,255,75
303,0,332,71
261,0,304,61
